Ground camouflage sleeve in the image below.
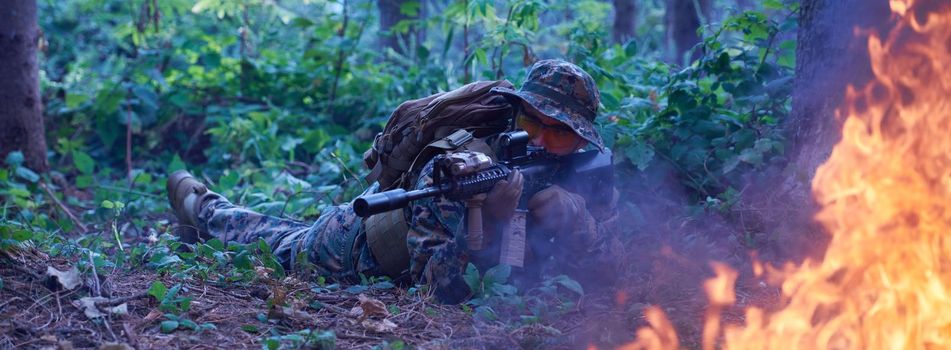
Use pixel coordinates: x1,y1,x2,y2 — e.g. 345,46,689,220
570,188,624,273
405,159,472,304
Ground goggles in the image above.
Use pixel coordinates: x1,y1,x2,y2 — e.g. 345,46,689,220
516,113,586,152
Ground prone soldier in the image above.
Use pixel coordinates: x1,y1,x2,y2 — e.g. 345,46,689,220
166,59,621,303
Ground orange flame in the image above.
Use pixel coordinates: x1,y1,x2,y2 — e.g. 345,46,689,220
702,262,738,350
622,2,951,349
619,306,680,350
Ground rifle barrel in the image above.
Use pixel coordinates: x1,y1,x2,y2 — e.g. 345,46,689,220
353,185,447,217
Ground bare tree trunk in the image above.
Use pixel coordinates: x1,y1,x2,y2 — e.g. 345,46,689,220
612,0,637,44
0,0,48,172
787,0,891,173
665,0,710,63
377,0,422,55
756,0,892,263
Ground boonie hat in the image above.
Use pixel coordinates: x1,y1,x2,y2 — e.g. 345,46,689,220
492,59,605,151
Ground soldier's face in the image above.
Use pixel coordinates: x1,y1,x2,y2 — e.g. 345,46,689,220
517,110,588,155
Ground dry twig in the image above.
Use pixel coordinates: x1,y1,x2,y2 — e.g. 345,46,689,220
39,182,88,233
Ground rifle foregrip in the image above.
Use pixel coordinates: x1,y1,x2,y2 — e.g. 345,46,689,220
353,190,409,217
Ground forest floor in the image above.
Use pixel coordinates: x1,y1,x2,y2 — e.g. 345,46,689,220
0,180,811,350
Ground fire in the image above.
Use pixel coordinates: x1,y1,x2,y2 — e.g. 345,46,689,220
624,1,951,349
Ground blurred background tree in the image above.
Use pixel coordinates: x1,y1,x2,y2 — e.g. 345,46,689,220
0,0,48,172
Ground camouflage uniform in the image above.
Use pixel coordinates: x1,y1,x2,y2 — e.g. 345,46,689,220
193,59,621,303
195,157,619,303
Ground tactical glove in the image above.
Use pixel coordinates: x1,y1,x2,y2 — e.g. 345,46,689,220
483,169,523,223
527,185,596,246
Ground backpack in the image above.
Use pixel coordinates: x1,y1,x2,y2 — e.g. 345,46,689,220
361,80,514,278
363,80,515,191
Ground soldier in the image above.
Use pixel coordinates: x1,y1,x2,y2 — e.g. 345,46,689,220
167,59,620,304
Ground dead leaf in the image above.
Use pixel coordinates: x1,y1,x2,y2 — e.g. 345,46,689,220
268,306,314,321
357,294,389,319
348,306,364,318
74,297,127,319
269,284,287,306
254,266,273,280
46,266,82,290
361,318,397,333
41,334,57,342
143,310,162,322
109,303,128,315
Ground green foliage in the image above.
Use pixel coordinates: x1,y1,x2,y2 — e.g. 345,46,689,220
7,2,801,342
593,5,798,206
261,328,336,350
160,313,216,334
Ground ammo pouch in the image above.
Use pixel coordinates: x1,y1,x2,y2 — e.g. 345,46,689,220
364,130,494,279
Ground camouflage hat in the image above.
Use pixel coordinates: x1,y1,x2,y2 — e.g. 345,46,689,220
492,59,605,151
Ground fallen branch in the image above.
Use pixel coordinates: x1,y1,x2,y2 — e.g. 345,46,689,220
94,292,150,307
39,182,88,234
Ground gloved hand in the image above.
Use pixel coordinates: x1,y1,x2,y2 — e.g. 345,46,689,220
483,169,523,223
527,185,588,236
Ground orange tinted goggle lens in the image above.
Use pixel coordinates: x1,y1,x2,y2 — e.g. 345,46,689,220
517,115,583,150
542,131,583,150
517,115,541,134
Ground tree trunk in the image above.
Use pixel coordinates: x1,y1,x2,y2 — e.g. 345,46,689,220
787,0,891,174
755,0,892,263
377,0,421,55
612,0,637,44
665,0,710,63
0,0,47,172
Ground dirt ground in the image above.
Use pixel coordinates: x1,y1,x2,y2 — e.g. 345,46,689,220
0,173,812,349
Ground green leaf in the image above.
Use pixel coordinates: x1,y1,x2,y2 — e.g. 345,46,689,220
205,239,225,252
10,228,32,242
148,281,168,301
232,251,253,270
73,151,96,175
101,200,115,209
552,275,584,296
65,92,87,109
624,40,638,57
464,263,480,294
169,155,186,173
160,320,179,333
8,188,30,198
15,167,39,183
623,142,655,171
180,319,198,330
763,0,783,9
399,1,420,16
133,172,153,185
483,264,511,286
75,175,93,189
5,151,24,167
257,238,272,256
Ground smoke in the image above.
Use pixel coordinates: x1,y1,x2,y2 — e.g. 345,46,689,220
555,148,833,348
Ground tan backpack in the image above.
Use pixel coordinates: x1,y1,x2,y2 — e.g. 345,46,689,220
363,80,515,191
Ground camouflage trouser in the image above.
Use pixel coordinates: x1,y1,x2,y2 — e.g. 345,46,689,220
196,198,381,281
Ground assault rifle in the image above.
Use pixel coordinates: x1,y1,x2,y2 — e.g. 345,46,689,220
353,130,614,218
354,130,613,266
